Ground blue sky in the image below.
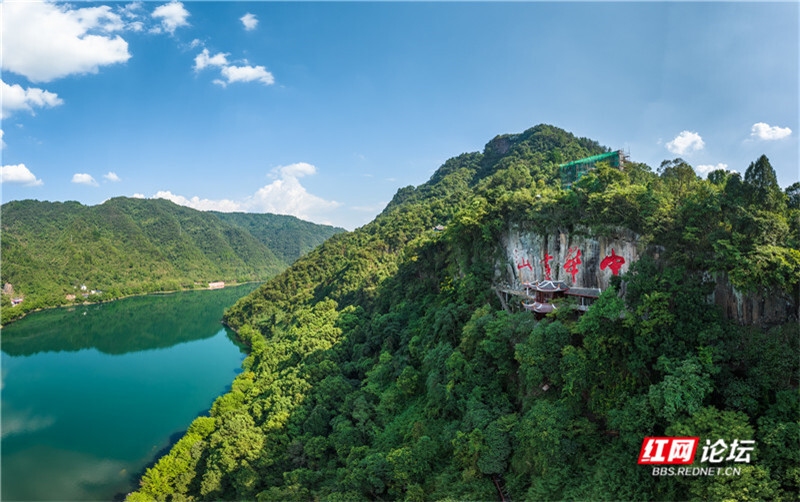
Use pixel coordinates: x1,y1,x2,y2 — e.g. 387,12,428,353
1,1,797,230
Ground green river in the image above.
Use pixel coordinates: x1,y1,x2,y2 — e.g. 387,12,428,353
1,283,258,501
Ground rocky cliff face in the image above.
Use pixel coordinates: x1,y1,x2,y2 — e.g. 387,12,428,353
499,225,640,290
709,272,797,327
498,224,797,327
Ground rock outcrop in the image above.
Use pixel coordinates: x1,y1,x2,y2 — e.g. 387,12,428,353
498,224,797,327
709,272,797,327
500,225,640,290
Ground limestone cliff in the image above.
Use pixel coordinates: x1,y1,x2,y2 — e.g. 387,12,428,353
499,225,640,290
498,224,797,327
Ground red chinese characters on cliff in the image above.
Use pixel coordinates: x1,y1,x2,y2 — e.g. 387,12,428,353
517,258,532,271
600,248,626,275
541,253,554,280
563,247,581,282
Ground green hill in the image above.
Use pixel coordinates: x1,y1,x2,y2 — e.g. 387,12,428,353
0,197,343,324
129,124,799,501
210,211,344,265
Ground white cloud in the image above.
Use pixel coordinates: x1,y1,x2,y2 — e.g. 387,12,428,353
1,2,131,83
154,190,242,212
71,173,99,186
666,131,705,155
221,65,274,85
151,2,190,34
249,176,340,219
0,130,5,150
277,162,316,178
103,171,121,182
1,79,64,119
194,49,229,71
695,163,728,175
120,2,143,18
194,49,274,86
240,13,259,31
751,122,792,141
150,162,340,223
132,193,145,199
1,164,43,186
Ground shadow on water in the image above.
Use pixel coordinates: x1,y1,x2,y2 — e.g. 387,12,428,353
113,429,190,501
1,284,259,357
113,387,245,502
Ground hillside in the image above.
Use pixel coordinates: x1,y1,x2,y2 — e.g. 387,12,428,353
0,197,341,324
131,125,799,501
210,211,344,264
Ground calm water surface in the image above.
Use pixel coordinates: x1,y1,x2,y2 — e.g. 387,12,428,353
1,284,258,501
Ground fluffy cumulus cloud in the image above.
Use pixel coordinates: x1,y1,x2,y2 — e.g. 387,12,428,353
0,1,131,83
751,122,792,141
1,164,43,186
150,162,339,223
193,48,274,87
695,163,729,175
666,131,705,155
220,65,274,85
151,1,190,34
153,191,242,212
277,162,316,178
103,171,121,182
249,175,339,219
1,79,63,118
194,49,230,71
240,13,258,31
71,173,99,186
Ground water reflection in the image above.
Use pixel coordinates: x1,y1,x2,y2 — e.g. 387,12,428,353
1,284,258,356
1,283,258,501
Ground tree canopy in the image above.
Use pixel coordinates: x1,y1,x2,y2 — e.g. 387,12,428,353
118,124,798,501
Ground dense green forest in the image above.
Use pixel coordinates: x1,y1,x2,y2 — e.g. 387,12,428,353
0,197,343,324
128,124,799,501
211,211,344,265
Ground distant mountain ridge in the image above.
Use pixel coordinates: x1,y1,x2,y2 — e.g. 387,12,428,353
210,211,344,265
0,197,344,324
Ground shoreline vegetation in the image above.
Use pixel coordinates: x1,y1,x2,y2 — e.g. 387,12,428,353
0,281,261,328
0,197,345,327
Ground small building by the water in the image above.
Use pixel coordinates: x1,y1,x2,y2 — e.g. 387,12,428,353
208,281,225,290
11,298,24,306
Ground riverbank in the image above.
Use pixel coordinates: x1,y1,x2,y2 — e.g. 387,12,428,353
1,281,263,328
1,286,252,501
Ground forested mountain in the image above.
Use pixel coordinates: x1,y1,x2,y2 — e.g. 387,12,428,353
131,125,799,501
0,197,342,324
210,211,344,264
